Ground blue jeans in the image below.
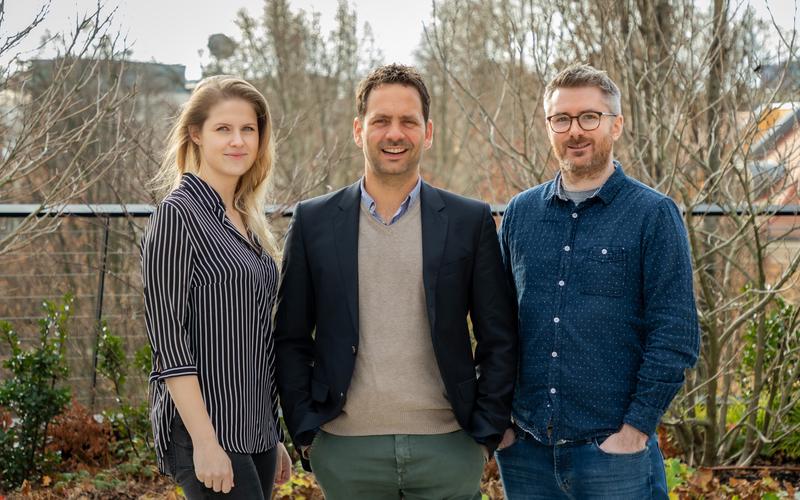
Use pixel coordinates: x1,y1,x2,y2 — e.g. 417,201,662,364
496,427,668,499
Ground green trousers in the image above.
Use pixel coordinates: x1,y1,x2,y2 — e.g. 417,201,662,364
308,430,485,500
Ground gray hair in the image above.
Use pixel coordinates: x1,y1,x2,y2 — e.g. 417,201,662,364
543,64,622,115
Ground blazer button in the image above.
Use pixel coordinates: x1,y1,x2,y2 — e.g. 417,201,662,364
339,392,344,398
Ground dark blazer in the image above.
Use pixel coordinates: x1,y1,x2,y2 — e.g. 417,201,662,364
273,179,517,468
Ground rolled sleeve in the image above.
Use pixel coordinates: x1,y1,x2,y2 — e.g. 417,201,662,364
624,199,700,435
141,202,197,380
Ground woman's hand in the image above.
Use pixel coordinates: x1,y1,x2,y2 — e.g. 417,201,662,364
193,438,234,493
166,376,234,493
274,442,293,485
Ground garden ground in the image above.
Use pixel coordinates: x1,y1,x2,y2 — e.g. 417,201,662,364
3,453,798,500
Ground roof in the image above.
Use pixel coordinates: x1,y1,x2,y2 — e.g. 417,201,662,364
749,102,800,159
13,59,190,95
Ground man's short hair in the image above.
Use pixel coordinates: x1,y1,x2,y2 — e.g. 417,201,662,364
543,64,622,115
356,64,431,122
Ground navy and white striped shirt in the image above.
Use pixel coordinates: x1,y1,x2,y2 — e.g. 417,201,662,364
141,172,282,473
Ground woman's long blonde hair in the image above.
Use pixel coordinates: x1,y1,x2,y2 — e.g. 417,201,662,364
153,75,277,255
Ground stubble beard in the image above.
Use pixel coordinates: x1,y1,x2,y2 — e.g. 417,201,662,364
366,141,421,180
555,134,614,179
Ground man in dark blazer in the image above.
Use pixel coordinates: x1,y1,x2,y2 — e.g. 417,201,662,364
273,64,517,499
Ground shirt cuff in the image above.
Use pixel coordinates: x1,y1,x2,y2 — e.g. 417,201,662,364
623,400,663,436
153,365,198,382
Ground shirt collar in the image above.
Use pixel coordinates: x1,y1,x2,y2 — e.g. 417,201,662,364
359,175,422,225
553,172,570,202
180,172,226,215
547,160,627,205
594,161,626,204
182,172,267,254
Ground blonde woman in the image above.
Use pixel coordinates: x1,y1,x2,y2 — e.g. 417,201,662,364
141,75,291,499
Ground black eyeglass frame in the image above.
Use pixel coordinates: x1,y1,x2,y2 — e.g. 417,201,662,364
546,111,618,133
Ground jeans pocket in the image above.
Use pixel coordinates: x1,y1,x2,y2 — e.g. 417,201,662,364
496,428,520,455
592,437,649,458
580,438,653,498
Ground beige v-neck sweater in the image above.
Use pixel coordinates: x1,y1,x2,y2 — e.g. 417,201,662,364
322,199,460,436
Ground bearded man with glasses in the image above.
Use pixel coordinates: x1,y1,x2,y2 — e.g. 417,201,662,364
494,64,699,499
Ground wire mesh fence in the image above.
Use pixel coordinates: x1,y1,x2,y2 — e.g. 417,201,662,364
0,203,798,412
0,215,147,410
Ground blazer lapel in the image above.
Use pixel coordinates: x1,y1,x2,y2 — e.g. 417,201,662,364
420,181,447,333
334,181,362,336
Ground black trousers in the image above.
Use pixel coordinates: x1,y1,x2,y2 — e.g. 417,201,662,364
165,415,278,499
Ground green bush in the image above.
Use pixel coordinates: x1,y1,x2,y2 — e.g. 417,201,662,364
742,296,797,378
664,457,694,492
764,402,800,459
0,296,73,491
741,295,800,460
97,324,154,463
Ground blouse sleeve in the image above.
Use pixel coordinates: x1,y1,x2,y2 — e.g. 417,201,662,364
141,201,197,380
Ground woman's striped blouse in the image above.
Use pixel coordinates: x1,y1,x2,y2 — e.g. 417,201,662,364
141,173,282,473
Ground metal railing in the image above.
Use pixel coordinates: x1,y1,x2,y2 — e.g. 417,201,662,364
3,203,800,217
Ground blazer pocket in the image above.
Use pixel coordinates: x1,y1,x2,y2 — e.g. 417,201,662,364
311,379,329,403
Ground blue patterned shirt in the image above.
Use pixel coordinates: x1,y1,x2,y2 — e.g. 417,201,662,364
498,162,699,442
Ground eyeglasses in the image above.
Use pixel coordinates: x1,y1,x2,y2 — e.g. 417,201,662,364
546,111,618,133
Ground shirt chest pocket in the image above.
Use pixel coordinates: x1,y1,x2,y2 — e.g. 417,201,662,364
578,245,626,297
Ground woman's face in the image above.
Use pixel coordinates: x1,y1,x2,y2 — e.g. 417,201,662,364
191,98,260,181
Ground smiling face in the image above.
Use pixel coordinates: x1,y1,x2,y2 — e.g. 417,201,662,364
545,86,623,178
354,83,433,181
190,98,259,182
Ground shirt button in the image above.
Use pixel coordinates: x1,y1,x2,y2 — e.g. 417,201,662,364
552,351,558,357
550,388,557,394
352,345,357,354
564,245,571,252
571,213,578,219
553,317,560,323
558,280,565,287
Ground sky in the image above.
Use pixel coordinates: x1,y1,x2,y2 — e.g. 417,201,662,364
2,0,798,81
2,0,431,80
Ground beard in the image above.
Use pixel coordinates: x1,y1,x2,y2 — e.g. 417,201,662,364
365,140,421,178
554,133,614,178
